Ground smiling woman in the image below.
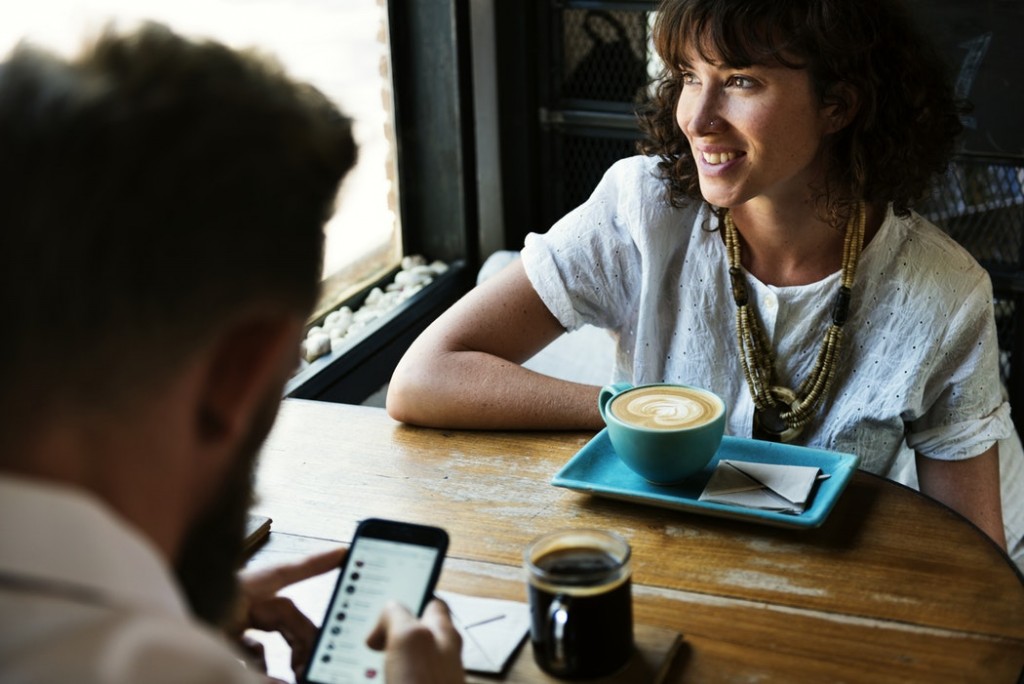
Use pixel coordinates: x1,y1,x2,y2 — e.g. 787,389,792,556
386,0,1023,571
0,0,401,319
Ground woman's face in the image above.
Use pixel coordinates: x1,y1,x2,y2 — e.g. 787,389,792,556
675,49,840,211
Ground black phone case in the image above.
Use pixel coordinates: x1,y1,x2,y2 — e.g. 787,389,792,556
302,518,449,683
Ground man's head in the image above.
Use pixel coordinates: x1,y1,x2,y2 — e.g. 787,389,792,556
0,24,356,624
0,23,355,422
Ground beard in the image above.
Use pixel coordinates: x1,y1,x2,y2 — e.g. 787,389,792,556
174,391,281,627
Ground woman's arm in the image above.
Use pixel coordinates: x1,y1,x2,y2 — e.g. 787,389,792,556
916,445,1007,550
386,259,605,430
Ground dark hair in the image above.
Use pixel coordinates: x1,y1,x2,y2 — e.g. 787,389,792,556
637,0,965,225
0,24,356,411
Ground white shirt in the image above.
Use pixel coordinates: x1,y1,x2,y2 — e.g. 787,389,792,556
521,155,1022,561
0,475,267,684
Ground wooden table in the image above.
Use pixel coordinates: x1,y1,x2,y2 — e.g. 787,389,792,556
248,399,1024,683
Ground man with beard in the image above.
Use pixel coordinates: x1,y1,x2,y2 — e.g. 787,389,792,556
0,23,464,684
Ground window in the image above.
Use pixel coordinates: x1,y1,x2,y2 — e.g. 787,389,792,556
1,0,479,403
0,0,402,320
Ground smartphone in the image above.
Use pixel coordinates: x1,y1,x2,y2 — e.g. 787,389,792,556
303,518,449,684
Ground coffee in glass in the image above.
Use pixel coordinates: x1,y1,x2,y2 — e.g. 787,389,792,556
524,529,633,679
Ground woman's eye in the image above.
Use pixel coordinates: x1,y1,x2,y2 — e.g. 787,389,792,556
680,71,699,86
727,75,755,89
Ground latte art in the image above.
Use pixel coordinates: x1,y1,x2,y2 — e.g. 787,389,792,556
610,387,720,430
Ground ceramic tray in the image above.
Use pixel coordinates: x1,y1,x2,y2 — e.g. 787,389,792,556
552,430,859,529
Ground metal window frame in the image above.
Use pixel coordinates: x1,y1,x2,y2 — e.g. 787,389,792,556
287,0,480,404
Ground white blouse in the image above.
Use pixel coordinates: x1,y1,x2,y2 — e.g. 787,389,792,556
522,154,1013,476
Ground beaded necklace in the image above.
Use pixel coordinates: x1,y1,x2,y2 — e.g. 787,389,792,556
724,201,866,442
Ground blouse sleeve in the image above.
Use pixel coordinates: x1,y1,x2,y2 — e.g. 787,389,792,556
520,157,650,332
905,269,1013,460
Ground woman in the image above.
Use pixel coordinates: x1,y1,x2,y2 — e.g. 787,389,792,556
387,0,1019,559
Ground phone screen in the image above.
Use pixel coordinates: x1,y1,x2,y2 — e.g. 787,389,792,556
304,521,446,683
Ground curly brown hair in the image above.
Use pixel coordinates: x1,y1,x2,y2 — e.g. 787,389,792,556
636,0,966,226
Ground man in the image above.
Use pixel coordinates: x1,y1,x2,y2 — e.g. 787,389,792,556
0,23,463,683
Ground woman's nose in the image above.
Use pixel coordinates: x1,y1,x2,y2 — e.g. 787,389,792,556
679,91,724,137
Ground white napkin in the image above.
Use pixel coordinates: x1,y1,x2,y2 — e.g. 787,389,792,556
437,590,530,674
698,459,827,514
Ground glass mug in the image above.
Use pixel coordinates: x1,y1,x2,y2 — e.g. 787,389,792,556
524,529,634,679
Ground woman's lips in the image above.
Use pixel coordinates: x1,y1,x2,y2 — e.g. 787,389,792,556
697,148,745,175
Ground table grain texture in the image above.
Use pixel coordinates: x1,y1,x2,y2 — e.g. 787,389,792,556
248,399,1024,683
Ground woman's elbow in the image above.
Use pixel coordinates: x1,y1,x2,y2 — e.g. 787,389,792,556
385,369,423,424
386,355,452,426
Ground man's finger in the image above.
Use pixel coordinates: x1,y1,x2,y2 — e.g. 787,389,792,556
247,596,317,637
365,601,416,651
241,547,347,595
237,634,268,672
246,596,320,675
419,599,462,655
364,600,466,683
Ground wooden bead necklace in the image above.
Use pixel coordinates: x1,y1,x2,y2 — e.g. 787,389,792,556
724,201,866,442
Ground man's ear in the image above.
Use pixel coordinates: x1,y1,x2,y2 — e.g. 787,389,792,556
195,314,303,448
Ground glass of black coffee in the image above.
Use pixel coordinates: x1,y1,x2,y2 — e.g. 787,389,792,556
524,529,633,679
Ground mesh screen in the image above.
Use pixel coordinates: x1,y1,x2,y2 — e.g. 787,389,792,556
918,161,1024,269
994,297,1016,386
561,133,641,210
560,8,652,104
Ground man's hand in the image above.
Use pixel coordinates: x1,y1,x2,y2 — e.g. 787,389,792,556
232,547,348,679
366,599,465,683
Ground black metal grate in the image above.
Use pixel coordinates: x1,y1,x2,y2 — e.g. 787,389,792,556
994,297,1016,388
539,3,653,229
918,161,1024,270
562,132,641,210
559,8,651,106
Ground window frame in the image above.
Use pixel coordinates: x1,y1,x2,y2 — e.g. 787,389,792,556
287,0,479,404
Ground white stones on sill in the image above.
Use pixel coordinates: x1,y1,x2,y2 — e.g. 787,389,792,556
300,255,448,364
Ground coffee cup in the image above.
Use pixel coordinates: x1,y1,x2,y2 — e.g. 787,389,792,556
598,382,726,484
524,529,633,679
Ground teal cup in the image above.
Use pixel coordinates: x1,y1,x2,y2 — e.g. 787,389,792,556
598,383,726,485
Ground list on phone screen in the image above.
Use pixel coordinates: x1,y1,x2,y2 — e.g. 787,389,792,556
305,537,439,683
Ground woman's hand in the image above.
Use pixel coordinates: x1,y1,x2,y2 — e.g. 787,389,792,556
366,599,465,683
230,547,348,680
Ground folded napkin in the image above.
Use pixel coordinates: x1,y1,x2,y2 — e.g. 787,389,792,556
437,590,530,674
698,459,828,514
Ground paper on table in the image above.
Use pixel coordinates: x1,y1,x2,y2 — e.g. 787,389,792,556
698,459,827,514
437,590,530,674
